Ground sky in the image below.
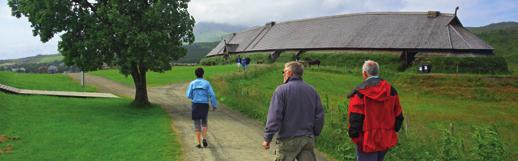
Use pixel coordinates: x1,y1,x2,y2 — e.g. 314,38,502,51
1,0,517,60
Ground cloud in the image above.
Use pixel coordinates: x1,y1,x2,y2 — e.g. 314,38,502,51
189,0,366,26
189,0,517,27
0,3,15,20
0,1,59,60
1,0,516,60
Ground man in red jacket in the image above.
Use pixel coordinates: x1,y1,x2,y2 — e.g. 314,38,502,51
347,60,404,161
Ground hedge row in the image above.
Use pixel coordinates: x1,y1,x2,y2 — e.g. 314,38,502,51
300,52,402,72
200,52,509,74
414,56,509,74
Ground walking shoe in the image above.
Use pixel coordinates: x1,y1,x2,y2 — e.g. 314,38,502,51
195,144,202,149
202,139,208,147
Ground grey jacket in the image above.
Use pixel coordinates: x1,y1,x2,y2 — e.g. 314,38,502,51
264,76,325,142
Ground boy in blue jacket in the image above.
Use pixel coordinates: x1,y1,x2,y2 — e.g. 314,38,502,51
186,67,218,148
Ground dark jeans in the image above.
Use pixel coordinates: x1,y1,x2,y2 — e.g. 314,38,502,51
356,145,387,161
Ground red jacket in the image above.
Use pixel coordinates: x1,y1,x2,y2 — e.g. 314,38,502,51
347,78,404,153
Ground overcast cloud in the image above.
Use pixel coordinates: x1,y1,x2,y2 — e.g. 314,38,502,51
1,0,517,60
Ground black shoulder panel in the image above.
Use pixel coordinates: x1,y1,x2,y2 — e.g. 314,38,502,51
390,86,398,96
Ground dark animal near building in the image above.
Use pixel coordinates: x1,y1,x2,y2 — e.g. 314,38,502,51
307,59,320,68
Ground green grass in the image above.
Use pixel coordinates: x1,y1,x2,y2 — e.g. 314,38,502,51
0,93,180,161
209,64,518,161
87,61,517,160
0,71,95,92
90,65,239,87
0,72,181,160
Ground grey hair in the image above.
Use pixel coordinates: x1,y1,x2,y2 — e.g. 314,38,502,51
362,60,379,76
285,61,304,76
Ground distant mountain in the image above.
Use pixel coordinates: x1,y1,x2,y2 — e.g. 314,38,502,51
468,22,518,71
176,42,219,63
468,22,518,34
194,22,247,42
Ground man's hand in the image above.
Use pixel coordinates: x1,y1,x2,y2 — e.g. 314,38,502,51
262,141,270,150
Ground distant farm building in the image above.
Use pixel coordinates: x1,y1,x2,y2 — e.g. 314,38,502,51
206,11,494,66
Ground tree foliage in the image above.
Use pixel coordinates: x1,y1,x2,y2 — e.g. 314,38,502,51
9,0,195,105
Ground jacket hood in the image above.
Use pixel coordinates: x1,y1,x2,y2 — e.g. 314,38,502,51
356,78,392,101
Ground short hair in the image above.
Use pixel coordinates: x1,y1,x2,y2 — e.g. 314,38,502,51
362,60,380,76
195,67,204,78
285,61,304,76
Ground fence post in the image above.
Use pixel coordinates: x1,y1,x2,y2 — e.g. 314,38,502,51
80,71,85,88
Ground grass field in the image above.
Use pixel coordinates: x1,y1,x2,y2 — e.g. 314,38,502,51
90,65,238,87
0,72,181,161
209,64,518,161
0,71,95,92
89,63,517,160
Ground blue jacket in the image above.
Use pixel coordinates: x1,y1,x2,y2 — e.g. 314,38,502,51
186,78,218,109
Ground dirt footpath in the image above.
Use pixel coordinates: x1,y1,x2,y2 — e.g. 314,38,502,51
68,73,332,161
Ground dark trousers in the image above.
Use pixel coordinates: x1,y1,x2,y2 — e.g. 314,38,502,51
356,145,387,161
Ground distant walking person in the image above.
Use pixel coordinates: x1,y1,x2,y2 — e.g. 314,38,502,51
186,67,218,148
262,61,325,161
346,60,404,161
242,57,251,71
236,55,242,71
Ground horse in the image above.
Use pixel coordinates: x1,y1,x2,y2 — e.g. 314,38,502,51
307,59,320,68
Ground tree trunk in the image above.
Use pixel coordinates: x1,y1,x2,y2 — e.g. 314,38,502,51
131,63,150,106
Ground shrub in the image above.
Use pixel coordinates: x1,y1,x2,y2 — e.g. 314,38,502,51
440,123,463,161
471,126,507,161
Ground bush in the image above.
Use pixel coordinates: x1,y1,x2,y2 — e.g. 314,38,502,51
414,55,509,74
440,123,463,161
472,126,508,161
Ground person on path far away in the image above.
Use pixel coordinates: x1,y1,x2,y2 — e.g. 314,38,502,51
186,67,218,148
262,61,325,161
346,60,404,161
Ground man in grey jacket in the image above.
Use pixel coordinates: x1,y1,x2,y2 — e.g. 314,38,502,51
262,61,325,161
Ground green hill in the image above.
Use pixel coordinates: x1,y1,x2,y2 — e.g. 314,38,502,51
468,22,518,73
0,54,63,67
176,42,219,63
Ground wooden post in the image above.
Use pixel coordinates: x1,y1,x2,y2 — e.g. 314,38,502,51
80,71,85,88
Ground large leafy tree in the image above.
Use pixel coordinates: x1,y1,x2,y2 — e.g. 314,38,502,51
8,0,195,106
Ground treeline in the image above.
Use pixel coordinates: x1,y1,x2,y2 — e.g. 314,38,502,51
0,61,81,74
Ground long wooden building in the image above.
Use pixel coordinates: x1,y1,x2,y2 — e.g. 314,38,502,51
206,11,494,63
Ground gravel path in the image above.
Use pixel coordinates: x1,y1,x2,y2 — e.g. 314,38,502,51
68,73,332,161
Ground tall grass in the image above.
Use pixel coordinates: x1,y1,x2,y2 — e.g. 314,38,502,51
209,64,517,161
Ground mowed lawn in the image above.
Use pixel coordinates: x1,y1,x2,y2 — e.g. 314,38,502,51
0,71,95,92
90,65,238,87
0,72,180,161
